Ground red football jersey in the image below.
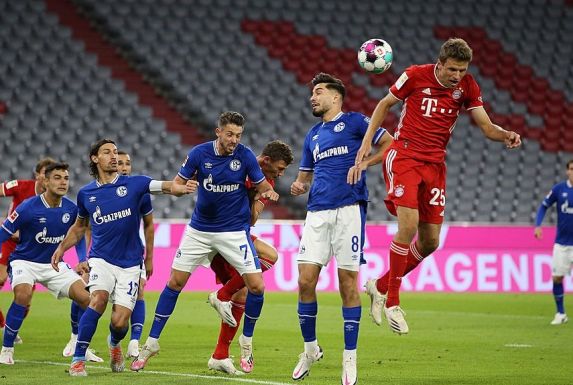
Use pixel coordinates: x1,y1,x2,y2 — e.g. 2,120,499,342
389,64,483,163
1,179,38,216
0,179,38,264
245,177,275,206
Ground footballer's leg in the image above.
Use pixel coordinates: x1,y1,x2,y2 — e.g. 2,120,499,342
1,283,33,365
293,264,323,380
238,272,265,373
209,288,246,375
131,269,190,371
132,226,210,371
338,269,361,385
128,275,147,358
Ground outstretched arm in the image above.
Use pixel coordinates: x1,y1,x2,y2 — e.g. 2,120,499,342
471,107,521,148
149,178,198,196
52,216,89,271
355,93,401,164
167,175,199,196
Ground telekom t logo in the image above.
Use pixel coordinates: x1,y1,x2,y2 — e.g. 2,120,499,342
421,97,438,117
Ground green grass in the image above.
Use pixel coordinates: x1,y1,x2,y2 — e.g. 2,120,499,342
0,291,571,385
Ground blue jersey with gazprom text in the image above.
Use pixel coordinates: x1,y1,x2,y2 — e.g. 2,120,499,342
0,195,80,264
300,112,385,211
178,141,265,232
537,180,573,246
77,174,152,268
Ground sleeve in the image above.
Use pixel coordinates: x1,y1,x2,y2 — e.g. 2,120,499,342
535,186,558,226
0,180,20,197
140,193,153,216
1,204,25,235
76,190,88,219
463,76,484,110
244,149,266,184
299,130,315,171
356,114,386,145
177,149,198,180
75,237,87,262
0,226,12,244
134,175,152,196
389,65,417,101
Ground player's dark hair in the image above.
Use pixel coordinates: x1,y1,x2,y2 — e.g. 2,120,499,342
439,38,473,63
44,162,69,178
311,73,346,100
218,111,245,128
567,160,573,169
89,139,116,177
35,157,57,174
262,140,294,165
117,150,129,156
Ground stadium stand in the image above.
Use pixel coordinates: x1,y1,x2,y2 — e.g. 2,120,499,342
0,0,571,224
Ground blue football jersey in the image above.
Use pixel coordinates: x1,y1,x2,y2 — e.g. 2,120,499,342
77,174,152,268
0,195,79,264
178,141,265,232
300,111,385,211
539,180,573,246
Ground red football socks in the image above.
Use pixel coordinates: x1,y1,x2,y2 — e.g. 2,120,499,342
384,241,409,308
212,301,245,359
377,242,426,295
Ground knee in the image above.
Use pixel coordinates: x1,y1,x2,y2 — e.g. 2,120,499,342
419,238,439,255
167,278,185,292
398,224,418,242
248,281,265,295
89,293,108,313
260,247,278,263
298,276,316,296
111,316,129,330
14,292,32,306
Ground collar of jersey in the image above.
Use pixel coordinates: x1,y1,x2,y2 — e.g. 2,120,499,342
568,180,572,188
433,63,448,88
40,193,62,208
95,173,120,187
322,111,344,126
212,140,236,156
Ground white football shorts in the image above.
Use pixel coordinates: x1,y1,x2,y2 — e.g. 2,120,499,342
9,260,83,299
172,225,261,276
86,258,141,310
552,243,573,277
297,203,365,272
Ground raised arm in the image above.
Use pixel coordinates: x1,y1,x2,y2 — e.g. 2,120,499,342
348,131,393,184
355,93,401,164
290,171,314,196
51,216,89,271
470,107,521,148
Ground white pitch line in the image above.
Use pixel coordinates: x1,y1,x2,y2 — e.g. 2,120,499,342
504,344,533,348
16,360,294,385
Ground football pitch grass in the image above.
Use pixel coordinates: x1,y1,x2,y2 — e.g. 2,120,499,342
0,291,571,385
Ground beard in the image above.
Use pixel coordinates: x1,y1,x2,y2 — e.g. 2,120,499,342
312,106,326,117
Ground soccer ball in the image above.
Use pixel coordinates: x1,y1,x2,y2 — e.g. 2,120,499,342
357,39,393,74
